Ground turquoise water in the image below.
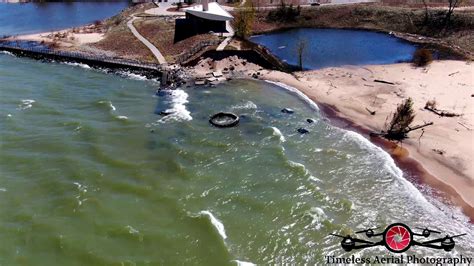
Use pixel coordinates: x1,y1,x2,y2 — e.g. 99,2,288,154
0,53,473,264
250,28,418,69
0,1,129,36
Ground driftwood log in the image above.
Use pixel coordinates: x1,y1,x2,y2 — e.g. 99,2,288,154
425,106,461,117
365,107,376,115
374,79,395,85
370,122,434,140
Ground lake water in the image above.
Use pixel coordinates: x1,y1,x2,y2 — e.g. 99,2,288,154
1,53,473,264
0,1,129,36
250,28,418,70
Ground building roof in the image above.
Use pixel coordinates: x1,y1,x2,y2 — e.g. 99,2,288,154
184,2,233,22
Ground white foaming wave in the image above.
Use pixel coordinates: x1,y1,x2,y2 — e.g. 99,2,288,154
270,126,286,142
342,130,443,215
265,80,319,111
18,99,35,110
232,260,256,266
199,210,227,240
98,100,116,111
63,62,91,69
287,160,310,176
97,100,131,121
0,51,15,56
304,207,327,230
157,89,192,123
232,100,257,110
115,115,128,120
118,70,157,81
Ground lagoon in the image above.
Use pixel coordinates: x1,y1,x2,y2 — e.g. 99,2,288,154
250,28,418,69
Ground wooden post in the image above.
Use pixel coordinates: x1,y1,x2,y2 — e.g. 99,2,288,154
161,69,169,87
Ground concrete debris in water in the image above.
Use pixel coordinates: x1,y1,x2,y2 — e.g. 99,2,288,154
297,128,309,134
281,108,294,114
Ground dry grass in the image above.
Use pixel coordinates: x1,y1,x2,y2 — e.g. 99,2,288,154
133,17,221,63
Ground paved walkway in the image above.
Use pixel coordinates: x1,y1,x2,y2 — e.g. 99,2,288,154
216,21,234,51
127,16,167,65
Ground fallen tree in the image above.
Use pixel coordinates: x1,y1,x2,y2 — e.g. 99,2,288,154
370,98,433,140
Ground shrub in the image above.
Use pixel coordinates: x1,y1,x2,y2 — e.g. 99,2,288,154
412,48,433,67
267,3,301,22
234,1,256,39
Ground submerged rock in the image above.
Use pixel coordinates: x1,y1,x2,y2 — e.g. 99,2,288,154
307,118,315,123
159,110,175,116
297,128,309,134
281,108,294,114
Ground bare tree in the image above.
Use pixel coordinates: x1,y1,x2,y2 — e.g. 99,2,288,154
422,0,429,24
296,38,307,70
445,0,464,26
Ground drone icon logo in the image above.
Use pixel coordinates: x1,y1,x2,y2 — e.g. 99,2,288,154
331,223,466,253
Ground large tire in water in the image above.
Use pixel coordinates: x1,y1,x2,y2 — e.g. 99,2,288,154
209,112,239,128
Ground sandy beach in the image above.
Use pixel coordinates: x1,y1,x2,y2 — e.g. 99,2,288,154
192,58,474,218
267,61,474,214
5,28,104,48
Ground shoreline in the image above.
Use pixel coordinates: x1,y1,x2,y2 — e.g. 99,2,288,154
258,62,474,221
189,56,474,221
265,78,474,221
302,91,474,221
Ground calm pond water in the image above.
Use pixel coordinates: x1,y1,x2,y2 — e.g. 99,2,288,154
1,53,473,264
0,1,129,36
250,28,418,69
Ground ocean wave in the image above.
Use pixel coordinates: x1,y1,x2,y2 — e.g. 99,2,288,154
199,210,227,240
156,89,192,123
232,101,257,110
232,260,256,266
114,115,128,121
342,130,441,213
63,62,91,69
97,100,116,111
117,70,157,82
18,99,35,110
287,160,310,176
264,80,319,111
270,126,286,142
97,100,131,121
0,51,15,57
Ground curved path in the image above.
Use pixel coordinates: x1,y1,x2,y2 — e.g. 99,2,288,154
216,21,234,51
127,16,167,65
